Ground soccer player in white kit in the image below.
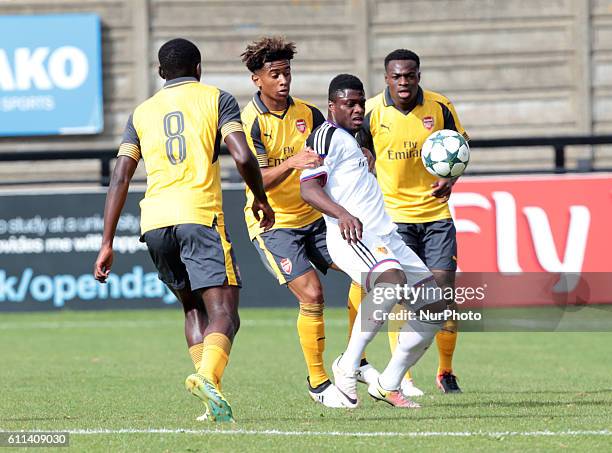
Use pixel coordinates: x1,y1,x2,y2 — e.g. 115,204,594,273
300,74,446,408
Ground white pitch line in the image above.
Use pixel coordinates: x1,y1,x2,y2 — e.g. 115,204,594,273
2,429,610,438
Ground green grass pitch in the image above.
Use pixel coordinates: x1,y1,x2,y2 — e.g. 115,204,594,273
1,308,611,451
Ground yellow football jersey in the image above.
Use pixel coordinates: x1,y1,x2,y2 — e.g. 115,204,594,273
117,77,243,234
360,87,469,223
242,93,325,239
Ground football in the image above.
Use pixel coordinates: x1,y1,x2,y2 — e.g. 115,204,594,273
421,129,470,178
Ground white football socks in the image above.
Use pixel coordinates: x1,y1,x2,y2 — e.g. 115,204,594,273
378,319,441,391
339,283,399,372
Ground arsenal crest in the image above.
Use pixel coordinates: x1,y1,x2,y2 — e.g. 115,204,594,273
423,116,434,130
280,257,293,274
296,119,307,133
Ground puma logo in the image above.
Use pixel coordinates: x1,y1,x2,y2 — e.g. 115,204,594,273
380,124,390,131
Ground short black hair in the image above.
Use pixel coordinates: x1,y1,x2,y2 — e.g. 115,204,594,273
241,36,296,73
328,74,364,101
158,38,201,79
384,49,420,70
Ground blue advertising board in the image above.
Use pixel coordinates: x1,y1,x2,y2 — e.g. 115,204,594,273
0,14,103,136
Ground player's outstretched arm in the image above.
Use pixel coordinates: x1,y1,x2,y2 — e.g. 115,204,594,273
225,131,275,231
301,178,362,244
94,156,138,283
260,164,293,190
260,146,322,190
261,147,323,190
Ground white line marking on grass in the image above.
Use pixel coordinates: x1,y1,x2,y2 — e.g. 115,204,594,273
3,429,610,438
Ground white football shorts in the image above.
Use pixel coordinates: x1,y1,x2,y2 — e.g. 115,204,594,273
325,223,433,291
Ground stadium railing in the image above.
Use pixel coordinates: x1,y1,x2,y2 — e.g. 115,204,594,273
1,135,612,186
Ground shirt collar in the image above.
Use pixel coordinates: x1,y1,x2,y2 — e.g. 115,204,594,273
325,119,356,136
163,76,199,88
253,91,294,114
383,86,424,108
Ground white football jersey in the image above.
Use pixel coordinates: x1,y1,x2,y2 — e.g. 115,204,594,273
300,121,396,235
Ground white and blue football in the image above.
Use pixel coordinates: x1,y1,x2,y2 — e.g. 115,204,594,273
421,129,470,178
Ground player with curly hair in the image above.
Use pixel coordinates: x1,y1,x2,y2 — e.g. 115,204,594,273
240,36,365,408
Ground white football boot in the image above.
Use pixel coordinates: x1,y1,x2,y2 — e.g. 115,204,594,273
355,361,381,386
308,379,355,408
400,378,425,397
331,355,359,408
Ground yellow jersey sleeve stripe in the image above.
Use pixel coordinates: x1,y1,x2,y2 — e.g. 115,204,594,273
117,143,141,161
221,121,244,140
256,154,268,168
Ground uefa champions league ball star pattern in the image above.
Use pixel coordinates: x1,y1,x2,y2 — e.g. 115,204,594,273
421,129,470,178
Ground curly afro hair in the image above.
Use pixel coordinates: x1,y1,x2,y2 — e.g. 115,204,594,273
241,36,296,73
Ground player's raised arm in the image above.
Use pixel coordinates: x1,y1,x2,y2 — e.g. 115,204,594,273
259,147,323,190
224,130,274,231
94,155,138,282
300,177,362,244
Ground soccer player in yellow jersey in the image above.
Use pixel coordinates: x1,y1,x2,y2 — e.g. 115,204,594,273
358,49,469,394
239,37,359,408
93,38,274,422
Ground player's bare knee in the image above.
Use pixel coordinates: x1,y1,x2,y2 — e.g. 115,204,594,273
206,302,231,321
301,293,324,306
374,268,406,287
296,282,324,306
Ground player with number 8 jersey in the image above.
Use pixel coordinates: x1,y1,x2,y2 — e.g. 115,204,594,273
96,38,274,423
119,79,240,233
